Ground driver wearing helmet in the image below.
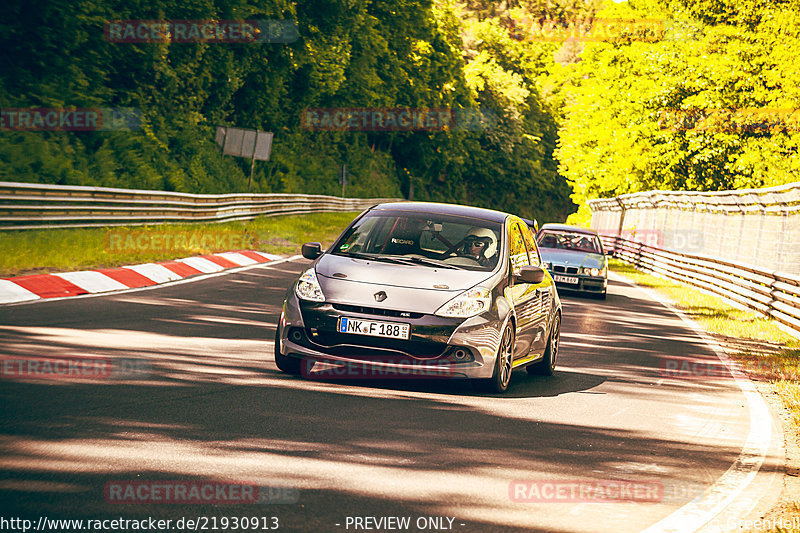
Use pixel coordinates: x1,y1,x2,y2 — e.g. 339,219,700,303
459,227,498,267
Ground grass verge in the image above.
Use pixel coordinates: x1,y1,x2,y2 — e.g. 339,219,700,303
0,211,360,278
610,259,797,346
610,258,800,532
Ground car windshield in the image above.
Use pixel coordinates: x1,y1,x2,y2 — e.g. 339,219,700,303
332,211,503,272
537,230,602,254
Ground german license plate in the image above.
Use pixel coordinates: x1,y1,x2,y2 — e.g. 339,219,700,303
554,275,579,284
338,317,410,340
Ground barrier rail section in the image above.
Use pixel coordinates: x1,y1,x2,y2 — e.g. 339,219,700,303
0,181,401,230
588,182,800,338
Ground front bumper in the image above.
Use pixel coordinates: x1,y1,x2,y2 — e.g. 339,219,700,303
278,293,504,379
552,274,607,294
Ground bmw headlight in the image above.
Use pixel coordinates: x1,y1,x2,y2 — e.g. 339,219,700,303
295,268,325,302
582,267,604,277
435,287,492,318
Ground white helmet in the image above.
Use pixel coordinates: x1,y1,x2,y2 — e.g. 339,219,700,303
463,227,498,259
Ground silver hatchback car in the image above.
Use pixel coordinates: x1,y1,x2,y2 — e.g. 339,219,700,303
275,202,562,393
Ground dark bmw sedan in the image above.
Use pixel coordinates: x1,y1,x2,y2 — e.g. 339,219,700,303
536,224,608,299
274,202,562,393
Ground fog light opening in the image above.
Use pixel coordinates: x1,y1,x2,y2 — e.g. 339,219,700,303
453,348,468,361
290,329,304,343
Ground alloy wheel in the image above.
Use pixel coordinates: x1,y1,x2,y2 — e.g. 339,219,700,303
498,325,513,388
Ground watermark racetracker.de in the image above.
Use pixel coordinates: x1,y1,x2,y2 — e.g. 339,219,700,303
301,107,498,132
104,19,299,43
301,359,458,380
656,356,787,381
657,107,800,134
104,480,299,504
509,479,663,503
510,17,666,43
105,229,256,254
0,108,141,131
594,228,705,253
509,479,707,503
0,356,151,380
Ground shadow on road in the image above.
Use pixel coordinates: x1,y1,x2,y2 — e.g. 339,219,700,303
293,367,607,399
0,259,768,532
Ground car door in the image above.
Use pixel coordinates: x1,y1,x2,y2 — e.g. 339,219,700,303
504,220,539,359
520,222,552,353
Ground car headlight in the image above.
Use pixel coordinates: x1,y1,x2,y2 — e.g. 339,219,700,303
582,267,604,277
544,262,552,271
295,268,325,302
435,287,492,318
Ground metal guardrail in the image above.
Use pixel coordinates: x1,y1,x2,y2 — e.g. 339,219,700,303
601,235,800,338
587,181,800,275
588,181,800,213
0,181,403,229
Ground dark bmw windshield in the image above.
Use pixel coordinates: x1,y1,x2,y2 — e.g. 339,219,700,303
537,230,602,254
332,211,503,272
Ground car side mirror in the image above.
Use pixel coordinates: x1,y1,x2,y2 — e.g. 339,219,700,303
516,265,545,284
301,242,323,260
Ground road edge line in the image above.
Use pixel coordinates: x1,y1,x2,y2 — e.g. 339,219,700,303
609,272,782,533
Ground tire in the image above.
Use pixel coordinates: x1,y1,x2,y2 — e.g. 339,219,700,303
528,312,560,376
476,322,515,393
593,290,607,300
274,325,302,375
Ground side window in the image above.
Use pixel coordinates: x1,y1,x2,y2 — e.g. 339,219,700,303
520,224,541,266
337,216,382,254
508,222,531,275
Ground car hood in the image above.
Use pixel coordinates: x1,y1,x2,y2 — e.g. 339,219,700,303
539,248,606,269
313,254,495,313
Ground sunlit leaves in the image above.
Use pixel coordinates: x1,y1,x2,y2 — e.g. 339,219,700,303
557,0,800,223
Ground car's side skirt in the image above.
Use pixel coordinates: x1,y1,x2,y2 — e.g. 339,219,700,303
512,351,544,368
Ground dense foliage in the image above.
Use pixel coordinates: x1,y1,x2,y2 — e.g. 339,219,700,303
555,0,800,224
0,0,574,222
2,0,797,225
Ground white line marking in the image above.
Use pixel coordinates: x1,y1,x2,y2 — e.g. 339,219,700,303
177,256,225,273
611,273,775,533
215,252,259,266
54,271,129,293
252,251,283,261
0,279,41,304
123,263,183,283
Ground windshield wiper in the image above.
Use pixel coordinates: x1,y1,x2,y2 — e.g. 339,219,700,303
337,251,380,260
337,251,462,269
384,254,463,270
337,251,419,266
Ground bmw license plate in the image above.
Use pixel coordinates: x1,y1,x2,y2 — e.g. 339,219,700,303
338,317,410,340
554,275,579,284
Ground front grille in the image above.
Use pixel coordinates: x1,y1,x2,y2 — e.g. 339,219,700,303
296,302,458,359
553,265,579,274
289,326,449,359
311,330,447,358
332,303,424,319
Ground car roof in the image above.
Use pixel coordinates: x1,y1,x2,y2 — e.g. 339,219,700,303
371,202,510,224
538,223,599,236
